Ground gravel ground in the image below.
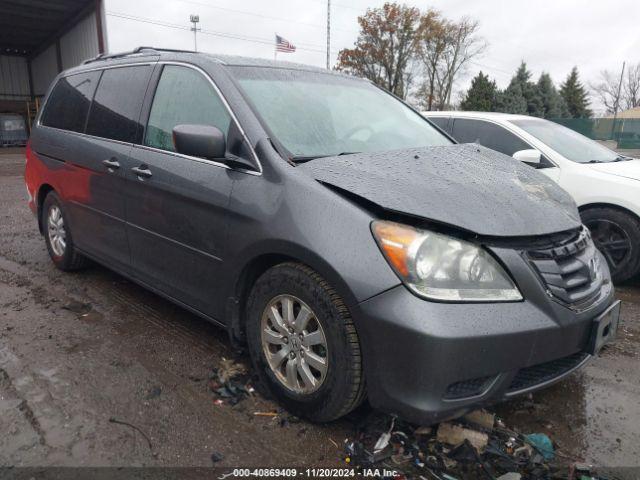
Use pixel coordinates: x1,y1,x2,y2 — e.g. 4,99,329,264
1,148,639,469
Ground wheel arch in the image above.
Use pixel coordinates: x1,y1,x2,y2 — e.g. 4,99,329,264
226,245,361,344
36,184,56,234
579,201,640,282
578,202,640,222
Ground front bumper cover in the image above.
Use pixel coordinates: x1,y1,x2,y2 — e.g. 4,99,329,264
354,245,615,425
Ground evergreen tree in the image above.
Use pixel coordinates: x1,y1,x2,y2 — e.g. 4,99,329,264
559,67,592,118
459,71,498,111
536,72,568,118
496,82,527,114
509,61,544,116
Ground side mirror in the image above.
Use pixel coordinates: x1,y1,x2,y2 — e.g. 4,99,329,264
512,149,542,166
173,124,226,160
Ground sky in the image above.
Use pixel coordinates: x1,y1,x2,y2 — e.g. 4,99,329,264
105,0,640,115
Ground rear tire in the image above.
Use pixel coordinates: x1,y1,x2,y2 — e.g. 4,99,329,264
581,207,640,283
42,191,91,271
246,262,365,422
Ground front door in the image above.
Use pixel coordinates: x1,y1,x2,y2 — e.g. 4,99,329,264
124,64,240,318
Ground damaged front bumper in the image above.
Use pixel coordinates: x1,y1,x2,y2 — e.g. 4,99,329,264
355,237,617,425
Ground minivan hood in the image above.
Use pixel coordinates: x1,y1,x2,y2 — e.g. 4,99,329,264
299,144,581,237
587,158,640,181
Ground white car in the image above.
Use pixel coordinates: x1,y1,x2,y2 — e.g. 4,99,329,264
422,111,640,282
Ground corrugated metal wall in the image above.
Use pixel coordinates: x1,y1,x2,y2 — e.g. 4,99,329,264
60,12,99,70
0,55,30,100
0,8,101,104
31,45,59,96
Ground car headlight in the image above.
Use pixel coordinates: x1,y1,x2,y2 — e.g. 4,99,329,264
372,220,522,302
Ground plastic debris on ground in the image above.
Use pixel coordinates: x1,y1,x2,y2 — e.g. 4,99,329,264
209,358,254,406
342,410,613,480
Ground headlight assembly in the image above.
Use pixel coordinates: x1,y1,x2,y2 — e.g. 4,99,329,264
372,220,522,302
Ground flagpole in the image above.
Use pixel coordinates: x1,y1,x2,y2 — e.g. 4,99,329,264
274,33,277,62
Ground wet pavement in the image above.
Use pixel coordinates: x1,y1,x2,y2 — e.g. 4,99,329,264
1,148,639,468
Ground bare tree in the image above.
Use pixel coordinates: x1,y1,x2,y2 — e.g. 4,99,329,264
438,18,486,108
414,10,449,110
335,3,422,99
623,63,640,110
416,15,486,110
591,62,640,114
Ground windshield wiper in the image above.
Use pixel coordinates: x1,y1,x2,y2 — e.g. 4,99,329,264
291,152,361,164
290,155,324,164
587,156,631,163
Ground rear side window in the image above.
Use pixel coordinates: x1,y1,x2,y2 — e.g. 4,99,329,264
41,71,100,133
145,65,231,152
451,118,530,156
86,65,152,143
428,117,450,133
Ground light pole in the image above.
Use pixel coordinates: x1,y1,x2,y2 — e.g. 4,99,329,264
326,0,331,69
190,14,201,52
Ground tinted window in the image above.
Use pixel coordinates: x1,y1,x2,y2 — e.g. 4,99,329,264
41,71,100,133
451,118,530,156
86,65,152,143
428,117,450,132
145,65,231,153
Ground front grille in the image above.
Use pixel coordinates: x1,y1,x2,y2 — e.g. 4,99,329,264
443,375,494,400
508,352,589,393
526,228,605,310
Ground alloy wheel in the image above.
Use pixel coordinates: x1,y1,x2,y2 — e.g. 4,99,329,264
586,219,632,269
47,205,67,257
260,294,328,394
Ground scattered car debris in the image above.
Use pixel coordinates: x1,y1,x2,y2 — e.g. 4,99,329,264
62,300,92,317
108,417,153,454
209,358,254,406
210,451,224,463
524,433,555,461
437,422,489,452
342,410,605,479
463,409,496,430
145,386,162,400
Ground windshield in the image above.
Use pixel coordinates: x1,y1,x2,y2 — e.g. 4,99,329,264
510,118,619,163
230,67,451,159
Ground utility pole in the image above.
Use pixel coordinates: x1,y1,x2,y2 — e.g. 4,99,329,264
190,14,201,52
611,61,625,142
326,0,330,69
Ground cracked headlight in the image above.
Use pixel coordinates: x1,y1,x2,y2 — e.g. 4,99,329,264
372,220,522,302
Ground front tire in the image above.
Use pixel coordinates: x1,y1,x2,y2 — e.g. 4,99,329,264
246,263,365,422
42,191,90,271
581,207,640,283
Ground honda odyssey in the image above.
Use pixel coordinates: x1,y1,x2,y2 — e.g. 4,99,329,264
25,48,619,424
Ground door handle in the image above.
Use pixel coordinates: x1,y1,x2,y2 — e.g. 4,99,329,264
102,158,120,170
132,165,152,179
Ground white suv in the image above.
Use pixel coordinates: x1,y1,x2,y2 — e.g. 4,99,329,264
423,111,640,282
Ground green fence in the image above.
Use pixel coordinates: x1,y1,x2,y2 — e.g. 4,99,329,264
549,117,640,149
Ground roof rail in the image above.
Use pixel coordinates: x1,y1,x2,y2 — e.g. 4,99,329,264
83,46,196,65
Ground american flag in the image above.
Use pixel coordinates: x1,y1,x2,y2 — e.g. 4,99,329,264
275,34,296,53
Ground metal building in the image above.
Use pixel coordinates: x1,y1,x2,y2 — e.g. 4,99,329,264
0,0,108,129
